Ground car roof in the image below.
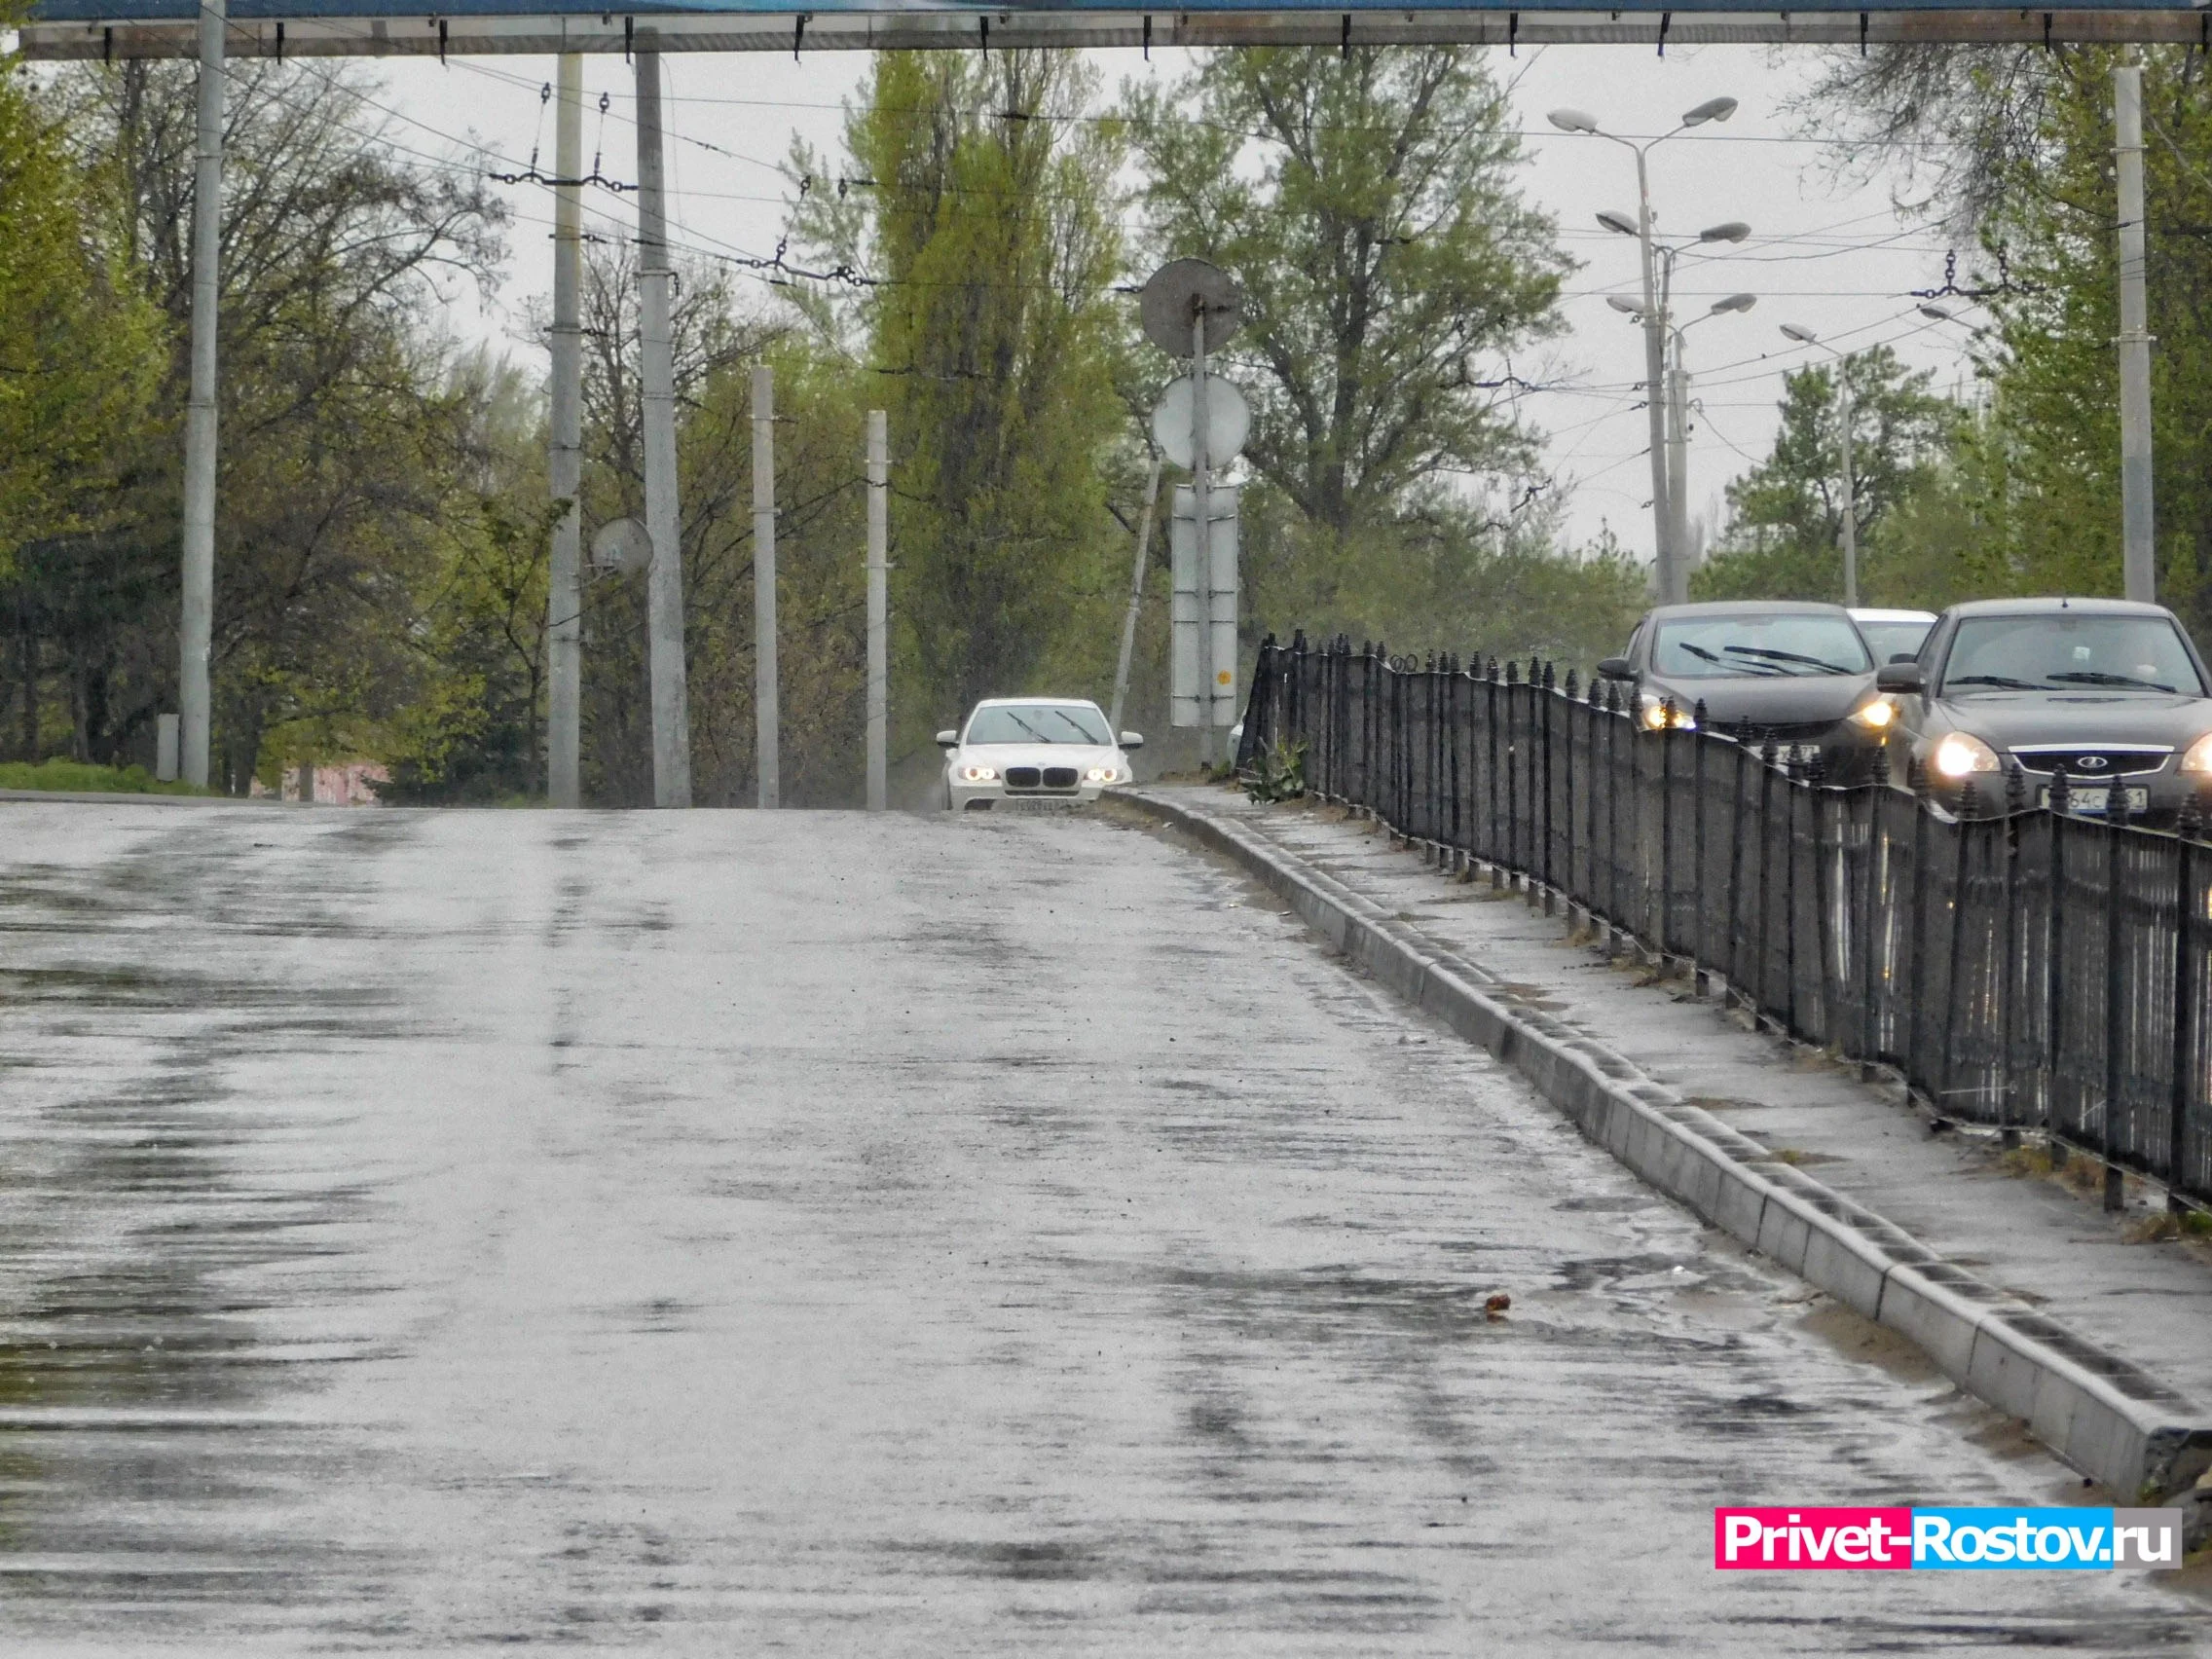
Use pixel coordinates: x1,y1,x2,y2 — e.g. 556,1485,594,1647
1644,600,1855,620
1848,608,1936,623
969,696,1103,708
1939,597,2178,619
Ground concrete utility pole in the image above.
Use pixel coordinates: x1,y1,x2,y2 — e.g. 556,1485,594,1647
1191,307,1215,765
866,409,888,813
1665,356,1690,588
1634,149,1677,606
635,48,690,808
753,366,780,808
1837,363,1861,608
2114,60,2157,604
1110,455,1162,733
545,55,584,808
178,0,226,789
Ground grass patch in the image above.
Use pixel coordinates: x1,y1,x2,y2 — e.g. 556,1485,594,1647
0,759,212,796
2122,1209,2212,1244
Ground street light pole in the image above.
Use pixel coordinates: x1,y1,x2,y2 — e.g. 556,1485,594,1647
1634,149,1675,604
2114,59,2157,604
1551,97,1740,608
1661,293,1756,596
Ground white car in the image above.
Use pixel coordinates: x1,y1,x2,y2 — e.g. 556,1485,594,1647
938,698,1141,811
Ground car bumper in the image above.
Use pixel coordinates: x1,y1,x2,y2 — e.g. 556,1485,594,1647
1701,724,1886,786
949,780,1111,811
1927,762,2197,822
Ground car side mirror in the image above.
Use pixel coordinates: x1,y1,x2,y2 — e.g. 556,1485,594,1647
1596,656,1635,681
935,729,958,748
1874,662,1925,694
1119,731,1144,750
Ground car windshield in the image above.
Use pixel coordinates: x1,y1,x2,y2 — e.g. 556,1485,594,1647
1651,614,1871,679
1857,619,1933,664
965,704,1113,745
1941,614,2205,696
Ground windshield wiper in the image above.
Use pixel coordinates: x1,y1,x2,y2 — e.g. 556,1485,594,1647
1002,714,1054,742
2046,670,2177,692
1678,642,1786,676
1945,674,2041,691
1724,645,1859,675
1048,710,1106,743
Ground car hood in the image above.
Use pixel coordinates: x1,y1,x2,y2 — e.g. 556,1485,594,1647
953,742,1123,768
1645,672,1875,725
1944,691,2212,749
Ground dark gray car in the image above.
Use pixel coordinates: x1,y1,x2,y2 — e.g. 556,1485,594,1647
1877,597,2212,821
1598,600,1891,782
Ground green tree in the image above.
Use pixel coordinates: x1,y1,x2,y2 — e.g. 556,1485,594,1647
1126,48,1566,535
788,51,1128,741
1693,346,1957,603
1797,46,2212,635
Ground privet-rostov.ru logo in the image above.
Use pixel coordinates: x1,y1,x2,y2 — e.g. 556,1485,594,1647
1713,1507,2185,1570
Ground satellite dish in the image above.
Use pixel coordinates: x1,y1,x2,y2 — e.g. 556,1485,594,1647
1151,375,1250,469
590,517,653,573
1139,258,1241,357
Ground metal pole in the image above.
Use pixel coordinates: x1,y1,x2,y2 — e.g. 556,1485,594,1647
1666,337,1692,592
753,365,780,808
1191,309,1214,767
2115,61,2157,604
1837,356,1860,608
635,47,689,809
1109,454,1161,733
1637,147,1676,604
178,0,225,790
545,54,584,807
866,409,888,812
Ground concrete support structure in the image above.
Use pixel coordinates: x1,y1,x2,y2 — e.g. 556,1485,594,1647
2114,61,2157,604
866,410,889,813
178,0,225,789
635,48,690,808
155,714,179,783
753,367,780,808
545,55,584,807
1110,456,1162,733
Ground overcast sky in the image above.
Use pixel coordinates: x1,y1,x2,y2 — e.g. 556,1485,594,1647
373,41,1983,566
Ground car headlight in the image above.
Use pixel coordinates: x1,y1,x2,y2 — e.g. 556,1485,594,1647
2183,733,2212,774
1086,766,1120,783
959,764,997,782
1932,733,2001,779
1850,698,1895,730
1637,692,1695,731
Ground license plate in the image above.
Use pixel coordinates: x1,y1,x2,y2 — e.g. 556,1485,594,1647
2038,786,2148,814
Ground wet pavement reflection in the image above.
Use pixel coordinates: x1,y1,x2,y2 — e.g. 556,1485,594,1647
0,802,2200,1652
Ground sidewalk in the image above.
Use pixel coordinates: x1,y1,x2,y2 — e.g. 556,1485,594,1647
1130,784,2212,1511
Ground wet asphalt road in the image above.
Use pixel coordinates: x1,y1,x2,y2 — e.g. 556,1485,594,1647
0,801,2202,1654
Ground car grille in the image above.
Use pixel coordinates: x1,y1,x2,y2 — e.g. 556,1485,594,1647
1003,765,1081,793
1715,718,1837,745
2010,744,2171,779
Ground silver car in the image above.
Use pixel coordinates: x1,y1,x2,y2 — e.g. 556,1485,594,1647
938,698,1142,812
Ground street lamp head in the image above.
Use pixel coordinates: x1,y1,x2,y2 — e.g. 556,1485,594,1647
1711,293,1758,314
1918,302,1954,321
1596,209,1641,238
1547,107,1602,134
1606,295,1643,317
1780,322,1820,344
1681,96,1740,128
1699,221,1752,244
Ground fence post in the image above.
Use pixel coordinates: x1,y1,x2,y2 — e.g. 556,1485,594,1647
2047,768,2071,1166
1942,782,1979,1119
2173,795,2202,1212
2103,806,2127,1212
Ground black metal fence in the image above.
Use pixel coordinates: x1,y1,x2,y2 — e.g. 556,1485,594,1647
1237,633,2212,1209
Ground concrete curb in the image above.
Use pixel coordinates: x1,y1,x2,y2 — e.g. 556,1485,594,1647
1129,786,2212,1507
0,788,252,806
